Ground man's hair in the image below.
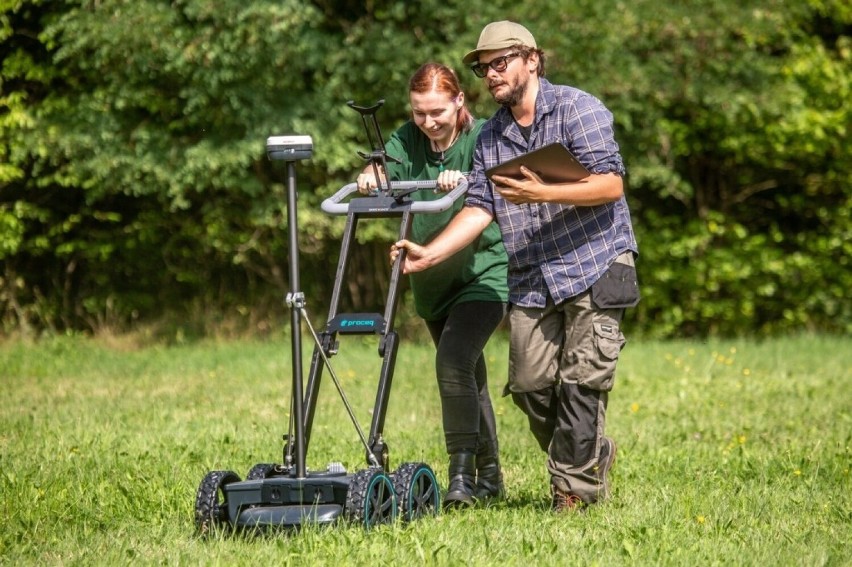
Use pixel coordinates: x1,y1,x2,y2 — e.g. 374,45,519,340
516,45,547,77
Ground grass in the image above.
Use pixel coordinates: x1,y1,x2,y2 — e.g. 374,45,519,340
1,332,850,565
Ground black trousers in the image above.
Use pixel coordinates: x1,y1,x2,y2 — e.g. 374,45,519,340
425,300,508,455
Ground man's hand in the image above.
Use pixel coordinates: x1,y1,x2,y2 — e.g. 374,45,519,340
390,239,433,274
390,206,493,274
493,168,623,206
491,166,544,204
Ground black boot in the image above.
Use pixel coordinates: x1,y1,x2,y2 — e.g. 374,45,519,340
443,451,477,508
475,450,504,500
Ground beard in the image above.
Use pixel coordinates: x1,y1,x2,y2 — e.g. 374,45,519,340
490,77,527,107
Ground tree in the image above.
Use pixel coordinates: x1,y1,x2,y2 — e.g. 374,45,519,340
1,0,849,338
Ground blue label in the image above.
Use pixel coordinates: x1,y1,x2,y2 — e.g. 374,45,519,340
340,319,375,328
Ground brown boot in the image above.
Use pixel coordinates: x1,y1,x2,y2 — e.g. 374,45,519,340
443,452,476,508
551,484,584,513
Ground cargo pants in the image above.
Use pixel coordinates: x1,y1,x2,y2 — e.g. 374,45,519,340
506,252,638,503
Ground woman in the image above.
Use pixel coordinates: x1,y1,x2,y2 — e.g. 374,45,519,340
356,63,509,507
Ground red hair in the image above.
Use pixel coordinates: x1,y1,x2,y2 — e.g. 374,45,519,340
408,62,475,133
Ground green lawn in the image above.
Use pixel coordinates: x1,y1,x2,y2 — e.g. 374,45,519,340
1,333,849,565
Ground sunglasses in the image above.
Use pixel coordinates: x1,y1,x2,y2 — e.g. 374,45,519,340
470,52,521,78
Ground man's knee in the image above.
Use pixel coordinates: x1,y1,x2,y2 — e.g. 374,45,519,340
511,388,557,452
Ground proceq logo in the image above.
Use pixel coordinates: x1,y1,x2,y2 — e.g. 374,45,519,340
332,313,383,333
340,319,375,328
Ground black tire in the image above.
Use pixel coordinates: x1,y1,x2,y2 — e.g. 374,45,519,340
194,470,241,535
345,468,397,528
392,462,440,522
246,463,277,480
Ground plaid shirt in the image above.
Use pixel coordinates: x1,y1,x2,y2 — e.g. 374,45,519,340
465,78,638,308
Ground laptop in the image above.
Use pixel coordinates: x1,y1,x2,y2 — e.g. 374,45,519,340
485,142,590,184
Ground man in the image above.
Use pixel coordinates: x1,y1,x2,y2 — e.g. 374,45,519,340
391,21,639,511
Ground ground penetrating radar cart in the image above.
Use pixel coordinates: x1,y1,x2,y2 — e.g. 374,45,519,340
194,101,469,532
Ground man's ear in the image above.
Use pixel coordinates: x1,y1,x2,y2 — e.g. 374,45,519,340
526,52,539,73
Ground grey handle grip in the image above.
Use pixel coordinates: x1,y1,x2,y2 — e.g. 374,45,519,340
321,179,468,215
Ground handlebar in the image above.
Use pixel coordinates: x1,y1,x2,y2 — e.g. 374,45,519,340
321,179,469,216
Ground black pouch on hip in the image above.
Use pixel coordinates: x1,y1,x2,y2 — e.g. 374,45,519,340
590,262,640,309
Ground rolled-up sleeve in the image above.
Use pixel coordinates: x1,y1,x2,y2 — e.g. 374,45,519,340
563,94,625,176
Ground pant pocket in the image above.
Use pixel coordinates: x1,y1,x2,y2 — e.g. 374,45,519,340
577,321,625,392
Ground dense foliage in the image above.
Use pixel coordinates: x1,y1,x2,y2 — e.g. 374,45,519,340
1,0,850,338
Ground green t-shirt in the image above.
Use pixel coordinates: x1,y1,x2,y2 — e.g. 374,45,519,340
384,119,509,321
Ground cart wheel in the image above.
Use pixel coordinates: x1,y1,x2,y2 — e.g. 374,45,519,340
345,468,397,528
392,462,440,522
194,470,241,535
246,463,277,480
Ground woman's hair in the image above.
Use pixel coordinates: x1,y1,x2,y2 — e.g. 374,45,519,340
408,62,475,133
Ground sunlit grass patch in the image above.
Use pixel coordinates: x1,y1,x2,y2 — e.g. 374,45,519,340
1,333,849,565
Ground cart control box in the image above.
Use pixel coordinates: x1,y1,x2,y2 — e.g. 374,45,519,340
267,135,313,161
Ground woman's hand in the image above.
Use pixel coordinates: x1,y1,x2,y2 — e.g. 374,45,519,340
356,172,379,195
436,169,465,192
